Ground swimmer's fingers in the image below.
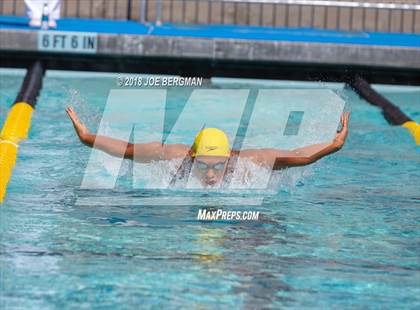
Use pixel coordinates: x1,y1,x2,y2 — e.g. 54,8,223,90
66,107,82,126
65,106,76,121
342,112,350,128
334,113,350,147
338,112,350,132
65,106,74,114
337,114,345,133
66,106,77,119
66,108,75,124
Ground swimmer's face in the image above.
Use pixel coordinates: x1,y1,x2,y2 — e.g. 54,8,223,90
193,156,228,187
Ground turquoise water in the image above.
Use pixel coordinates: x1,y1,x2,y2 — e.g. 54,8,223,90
1,69,419,309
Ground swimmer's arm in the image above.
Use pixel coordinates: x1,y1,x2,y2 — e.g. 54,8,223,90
291,112,349,164
241,141,340,169
275,112,349,168
284,141,341,167
66,106,132,157
74,135,188,163
240,112,350,169
82,134,133,158
66,107,190,162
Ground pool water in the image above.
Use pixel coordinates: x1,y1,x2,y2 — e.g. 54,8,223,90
0,69,419,309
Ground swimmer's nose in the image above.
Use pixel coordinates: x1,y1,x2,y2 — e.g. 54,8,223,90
206,169,216,178
204,169,218,185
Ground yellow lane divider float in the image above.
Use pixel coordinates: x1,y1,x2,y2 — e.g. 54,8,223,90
402,121,420,145
0,61,43,204
0,103,34,203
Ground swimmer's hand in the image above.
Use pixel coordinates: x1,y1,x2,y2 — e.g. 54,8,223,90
333,112,350,149
66,106,89,142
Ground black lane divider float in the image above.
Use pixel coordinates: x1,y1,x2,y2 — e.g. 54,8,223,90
15,61,45,107
349,75,419,144
0,61,45,204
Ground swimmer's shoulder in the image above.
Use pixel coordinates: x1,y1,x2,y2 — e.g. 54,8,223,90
132,142,190,162
161,143,191,160
230,149,263,166
231,148,261,160
231,148,284,167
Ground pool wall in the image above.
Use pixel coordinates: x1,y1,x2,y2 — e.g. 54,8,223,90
1,16,419,85
1,16,420,66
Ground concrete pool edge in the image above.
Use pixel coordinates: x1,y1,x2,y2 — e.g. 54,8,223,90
1,28,419,70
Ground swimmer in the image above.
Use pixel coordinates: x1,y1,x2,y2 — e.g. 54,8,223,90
66,107,349,187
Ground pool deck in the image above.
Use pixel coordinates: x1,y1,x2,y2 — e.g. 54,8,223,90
1,15,420,69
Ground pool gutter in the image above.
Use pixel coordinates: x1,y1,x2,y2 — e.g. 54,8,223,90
1,29,419,84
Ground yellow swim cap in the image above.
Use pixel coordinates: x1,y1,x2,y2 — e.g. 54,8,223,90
192,128,230,157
